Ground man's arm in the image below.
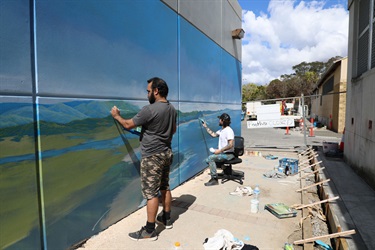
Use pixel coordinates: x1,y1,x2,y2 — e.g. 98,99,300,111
202,121,218,137
111,106,136,130
216,139,234,154
172,123,177,134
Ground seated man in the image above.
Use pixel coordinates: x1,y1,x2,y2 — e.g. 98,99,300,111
202,113,234,186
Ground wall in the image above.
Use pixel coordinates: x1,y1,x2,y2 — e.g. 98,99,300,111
336,57,347,133
310,58,347,132
345,0,375,188
0,0,242,249
311,81,334,127
332,60,347,133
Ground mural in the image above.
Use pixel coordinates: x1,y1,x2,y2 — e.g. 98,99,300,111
0,0,242,249
0,97,42,250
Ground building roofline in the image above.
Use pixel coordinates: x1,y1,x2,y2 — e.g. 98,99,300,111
314,57,348,91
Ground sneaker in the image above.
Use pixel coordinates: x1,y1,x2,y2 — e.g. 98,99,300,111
204,178,219,186
230,186,253,196
156,212,173,229
230,186,244,196
128,227,157,241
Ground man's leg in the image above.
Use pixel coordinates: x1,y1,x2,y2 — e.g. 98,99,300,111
146,196,159,223
156,149,173,228
206,154,219,177
160,189,172,212
156,189,173,228
128,155,160,241
128,194,158,241
205,155,220,186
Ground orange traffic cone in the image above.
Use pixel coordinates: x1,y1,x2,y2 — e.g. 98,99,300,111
329,114,333,130
285,126,291,135
339,127,345,151
309,118,315,137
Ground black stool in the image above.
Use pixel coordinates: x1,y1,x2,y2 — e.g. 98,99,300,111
217,136,245,184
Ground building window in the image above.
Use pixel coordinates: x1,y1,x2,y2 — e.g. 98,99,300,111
323,76,334,94
356,0,375,77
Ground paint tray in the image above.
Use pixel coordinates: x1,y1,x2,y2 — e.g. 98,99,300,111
264,203,297,219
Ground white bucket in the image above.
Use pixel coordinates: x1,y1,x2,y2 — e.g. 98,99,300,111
322,141,338,154
250,199,259,213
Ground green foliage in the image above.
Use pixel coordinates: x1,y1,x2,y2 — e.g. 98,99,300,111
242,83,267,103
245,56,343,101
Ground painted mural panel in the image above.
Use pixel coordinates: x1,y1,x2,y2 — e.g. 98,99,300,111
221,52,242,104
0,0,33,94
35,98,145,248
34,98,180,249
0,0,242,248
177,103,241,183
35,0,178,100
0,97,41,249
179,18,221,103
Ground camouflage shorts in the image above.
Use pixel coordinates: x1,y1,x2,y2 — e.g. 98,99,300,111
140,148,173,200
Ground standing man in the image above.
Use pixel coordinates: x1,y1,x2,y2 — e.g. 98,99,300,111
202,113,234,186
111,77,177,241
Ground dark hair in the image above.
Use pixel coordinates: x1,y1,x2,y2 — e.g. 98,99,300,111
218,113,231,127
147,77,169,98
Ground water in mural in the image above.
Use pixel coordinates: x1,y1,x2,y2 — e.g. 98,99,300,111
0,99,240,249
0,0,241,248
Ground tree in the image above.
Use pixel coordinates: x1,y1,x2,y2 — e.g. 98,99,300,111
243,56,344,102
265,79,283,99
242,83,267,103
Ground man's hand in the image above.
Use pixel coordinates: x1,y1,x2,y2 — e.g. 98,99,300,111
214,149,221,155
111,106,120,119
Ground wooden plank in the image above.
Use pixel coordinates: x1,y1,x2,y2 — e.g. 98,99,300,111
298,161,323,172
301,175,314,250
293,230,356,244
299,154,319,165
296,179,330,192
298,147,314,155
295,196,339,209
303,217,314,250
336,225,350,250
298,167,325,180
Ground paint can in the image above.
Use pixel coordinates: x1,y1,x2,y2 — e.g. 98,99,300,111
250,199,259,213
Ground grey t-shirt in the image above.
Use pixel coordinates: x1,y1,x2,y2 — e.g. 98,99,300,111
132,101,177,158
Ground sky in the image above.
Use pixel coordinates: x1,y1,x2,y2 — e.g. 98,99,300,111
237,0,349,85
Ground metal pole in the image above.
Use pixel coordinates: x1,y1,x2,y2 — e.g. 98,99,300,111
302,93,307,146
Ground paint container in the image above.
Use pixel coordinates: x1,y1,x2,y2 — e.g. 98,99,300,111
251,199,259,213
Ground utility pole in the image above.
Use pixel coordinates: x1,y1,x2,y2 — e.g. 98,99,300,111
301,93,307,146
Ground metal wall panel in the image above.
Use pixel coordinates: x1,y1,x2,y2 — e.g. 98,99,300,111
0,97,41,250
0,0,33,94
36,0,178,100
0,0,242,248
180,18,221,102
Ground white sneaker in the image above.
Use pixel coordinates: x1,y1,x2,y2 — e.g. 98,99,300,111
230,186,253,196
243,186,253,196
230,186,243,196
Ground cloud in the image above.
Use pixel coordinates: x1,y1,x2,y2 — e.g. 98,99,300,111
241,0,349,85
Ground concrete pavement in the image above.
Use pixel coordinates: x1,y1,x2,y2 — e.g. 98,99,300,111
241,121,375,250
77,122,375,250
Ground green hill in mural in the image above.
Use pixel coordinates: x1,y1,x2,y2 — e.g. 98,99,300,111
0,116,119,140
0,100,141,128
0,98,224,141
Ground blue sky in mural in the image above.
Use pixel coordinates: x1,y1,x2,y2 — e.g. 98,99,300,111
237,0,349,85
3,0,241,107
36,1,178,100
0,0,32,93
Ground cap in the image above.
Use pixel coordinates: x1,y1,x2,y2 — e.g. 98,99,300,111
218,113,231,122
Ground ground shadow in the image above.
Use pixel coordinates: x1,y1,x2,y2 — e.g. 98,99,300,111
156,194,196,233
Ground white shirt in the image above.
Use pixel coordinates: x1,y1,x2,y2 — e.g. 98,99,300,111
216,126,234,153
